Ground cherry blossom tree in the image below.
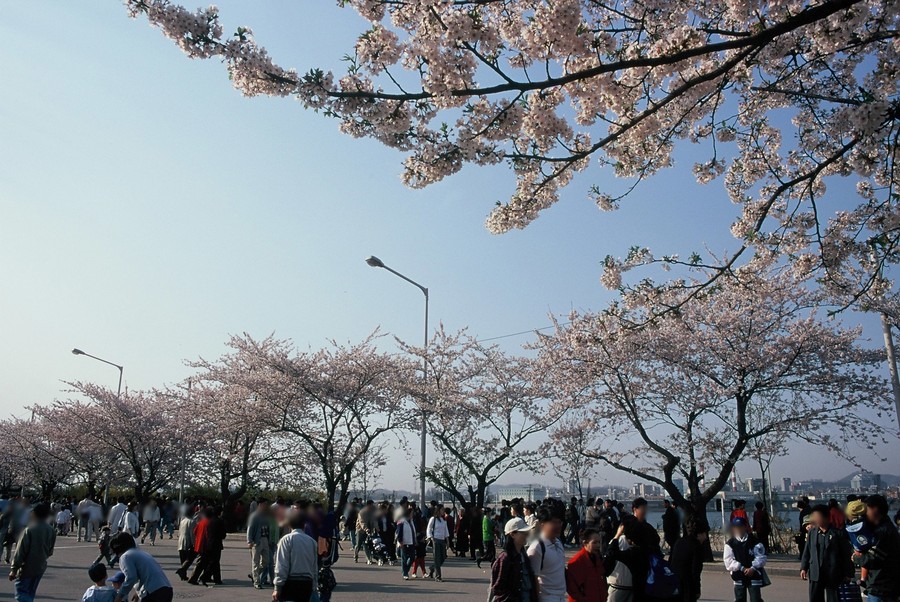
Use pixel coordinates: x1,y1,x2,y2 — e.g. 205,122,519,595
539,260,893,523
30,404,121,499
124,0,899,306
402,327,563,508
180,368,300,514
61,384,191,501
3,417,73,499
207,332,411,513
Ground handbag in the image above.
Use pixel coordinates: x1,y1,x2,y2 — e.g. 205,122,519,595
837,582,863,602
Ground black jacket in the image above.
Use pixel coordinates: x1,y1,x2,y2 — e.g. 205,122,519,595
490,549,538,602
856,519,900,597
669,536,703,601
204,517,226,552
800,527,853,586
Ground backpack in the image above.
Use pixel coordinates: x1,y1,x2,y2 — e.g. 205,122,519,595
645,552,680,598
318,565,336,600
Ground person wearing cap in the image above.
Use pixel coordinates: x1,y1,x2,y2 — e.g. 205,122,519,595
852,494,900,602
490,517,538,602
109,532,173,602
8,502,56,602
527,507,567,602
82,564,116,602
800,504,853,602
723,516,767,602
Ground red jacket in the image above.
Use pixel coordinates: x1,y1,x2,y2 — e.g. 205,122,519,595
566,547,608,602
192,518,209,554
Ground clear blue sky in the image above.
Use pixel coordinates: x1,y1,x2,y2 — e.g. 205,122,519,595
0,1,895,491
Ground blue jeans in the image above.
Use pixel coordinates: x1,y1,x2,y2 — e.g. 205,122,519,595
734,583,763,602
400,545,415,577
15,575,42,602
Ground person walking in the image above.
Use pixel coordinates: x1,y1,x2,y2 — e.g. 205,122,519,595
141,500,160,546
77,496,101,543
353,500,377,565
8,503,55,602
669,516,709,602
800,504,853,602
490,518,538,602
187,509,210,586
247,500,272,589
527,507,567,602
109,532,173,602
202,507,226,586
273,511,318,602
724,517,768,602
107,499,127,536
565,528,607,602
427,506,449,581
396,507,417,581
480,508,498,568
120,503,140,537
175,507,196,581
455,506,470,558
853,495,900,602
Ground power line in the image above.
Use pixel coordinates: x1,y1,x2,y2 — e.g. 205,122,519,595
476,321,571,343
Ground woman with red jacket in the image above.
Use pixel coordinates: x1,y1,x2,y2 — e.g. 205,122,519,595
566,528,608,602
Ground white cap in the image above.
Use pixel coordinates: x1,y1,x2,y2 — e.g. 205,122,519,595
504,517,532,535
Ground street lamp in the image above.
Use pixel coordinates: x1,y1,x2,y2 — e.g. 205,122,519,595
366,255,429,505
71,348,123,398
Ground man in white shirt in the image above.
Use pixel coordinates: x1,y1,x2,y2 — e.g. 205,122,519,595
426,506,449,581
108,499,128,535
273,511,318,602
77,497,102,542
527,507,567,602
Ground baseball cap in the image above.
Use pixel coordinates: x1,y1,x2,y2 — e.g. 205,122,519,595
845,500,866,521
108,571,125,584
504,517,532,535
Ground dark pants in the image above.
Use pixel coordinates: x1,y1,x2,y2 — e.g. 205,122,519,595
482,540,496,563
188,554,210,583
470,538,483,560
203,548,222,583
142,586,174,602
278,578,313,602
808,581,839,602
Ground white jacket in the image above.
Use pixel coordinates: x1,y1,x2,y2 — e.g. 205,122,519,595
426,517,449,541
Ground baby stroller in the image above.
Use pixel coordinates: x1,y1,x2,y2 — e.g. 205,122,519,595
366,535,393,566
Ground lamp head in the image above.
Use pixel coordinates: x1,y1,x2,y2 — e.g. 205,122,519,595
71,348,85,356
366,256,385,268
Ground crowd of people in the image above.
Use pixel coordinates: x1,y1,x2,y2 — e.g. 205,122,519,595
1,490,898,602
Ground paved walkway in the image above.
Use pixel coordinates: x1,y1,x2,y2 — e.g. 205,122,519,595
0,534,809,601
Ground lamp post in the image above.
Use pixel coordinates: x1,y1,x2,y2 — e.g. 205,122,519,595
71,348,123,398
366,255,429,505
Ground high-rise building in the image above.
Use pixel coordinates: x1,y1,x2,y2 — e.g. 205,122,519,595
781,477,792,493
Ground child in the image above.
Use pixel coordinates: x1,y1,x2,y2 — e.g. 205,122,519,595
108,570,140,602
94,525,115,568
56,506,72,536
845,500,874,588
410,531,428,578
82,563,115,602
723,517,768,602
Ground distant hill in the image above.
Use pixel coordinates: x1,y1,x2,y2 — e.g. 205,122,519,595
833,473,900,487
